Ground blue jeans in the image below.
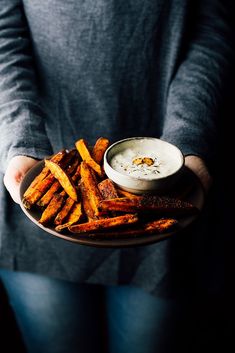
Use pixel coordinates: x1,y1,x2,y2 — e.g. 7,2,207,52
0,269,189,353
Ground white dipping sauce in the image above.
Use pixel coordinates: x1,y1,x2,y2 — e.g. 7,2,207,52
110,148,178,180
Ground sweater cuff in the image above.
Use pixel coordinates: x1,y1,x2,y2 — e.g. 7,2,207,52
0,101,53,173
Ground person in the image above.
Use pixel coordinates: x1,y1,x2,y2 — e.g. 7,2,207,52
0,0,234,352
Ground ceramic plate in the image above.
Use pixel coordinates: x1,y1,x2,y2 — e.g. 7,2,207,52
19,161,204,248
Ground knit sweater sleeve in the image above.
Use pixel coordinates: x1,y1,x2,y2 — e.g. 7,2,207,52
0,0,52,173
161,0,234,169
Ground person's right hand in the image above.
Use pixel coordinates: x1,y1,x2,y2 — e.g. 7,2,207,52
3,156,39,204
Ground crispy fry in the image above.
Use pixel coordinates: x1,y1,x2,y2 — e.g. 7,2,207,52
76,139,102,176
39,194,65,225
23,174,56,209
99,196,198,215
80,161,103,217
23,150,77,209
59,164,81,198
55,203,83,232
67,202,83,223
92,137,110,164
37,180,61,208
144,218,178,232
54,197,75,225
68,213,138,233
22,150,66,203
98,178,118,217
37,158,79,207
87,218,178,238
45,160,78,201
116,188,141,199
71,164,81,182
80,181,98,221
98,179,118,200
23,167,50,196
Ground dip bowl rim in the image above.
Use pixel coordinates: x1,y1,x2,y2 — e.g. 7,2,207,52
103,137,185,194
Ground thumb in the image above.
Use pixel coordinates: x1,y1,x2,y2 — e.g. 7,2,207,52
3,156,38,204
184,155,212,193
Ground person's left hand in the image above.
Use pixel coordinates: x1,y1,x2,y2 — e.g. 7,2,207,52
184,155,212,193
3,155,39,204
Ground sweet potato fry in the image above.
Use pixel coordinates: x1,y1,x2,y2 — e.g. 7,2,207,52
75,139,102,176
22,150,66,204
71,164,81,182
58,163,81,199
23,167,50,197
98,179,118,199
45,160,78,201
144,218,178,232
68,213,138,233
80,161,103,217
37,180,62,208
55,203,83,232
54,197,75,225
39,194,65,225
92,137,110,164
23,150,77,209
116,188,141,199
86,218,178,238
99,196,198,215
80,181,98,221
23,173,56,209
67,202,83,223
37,158,79,207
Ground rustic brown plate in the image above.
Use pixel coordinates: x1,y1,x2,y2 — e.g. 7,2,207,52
19,161,204,248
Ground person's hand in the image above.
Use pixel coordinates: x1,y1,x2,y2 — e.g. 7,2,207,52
184,155,212,193
3,156,39,204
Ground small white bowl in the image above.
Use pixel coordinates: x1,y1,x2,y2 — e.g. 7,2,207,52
103,137,184,194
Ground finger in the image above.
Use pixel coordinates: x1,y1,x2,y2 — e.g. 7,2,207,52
3,168,22,204
185,155,212,193
3,156,38,204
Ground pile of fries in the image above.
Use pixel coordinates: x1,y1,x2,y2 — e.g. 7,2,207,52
22,137,197,237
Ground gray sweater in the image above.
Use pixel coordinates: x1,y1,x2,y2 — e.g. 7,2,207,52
0,0,233,296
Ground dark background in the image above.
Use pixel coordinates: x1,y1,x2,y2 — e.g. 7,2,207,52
0,2,234,352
